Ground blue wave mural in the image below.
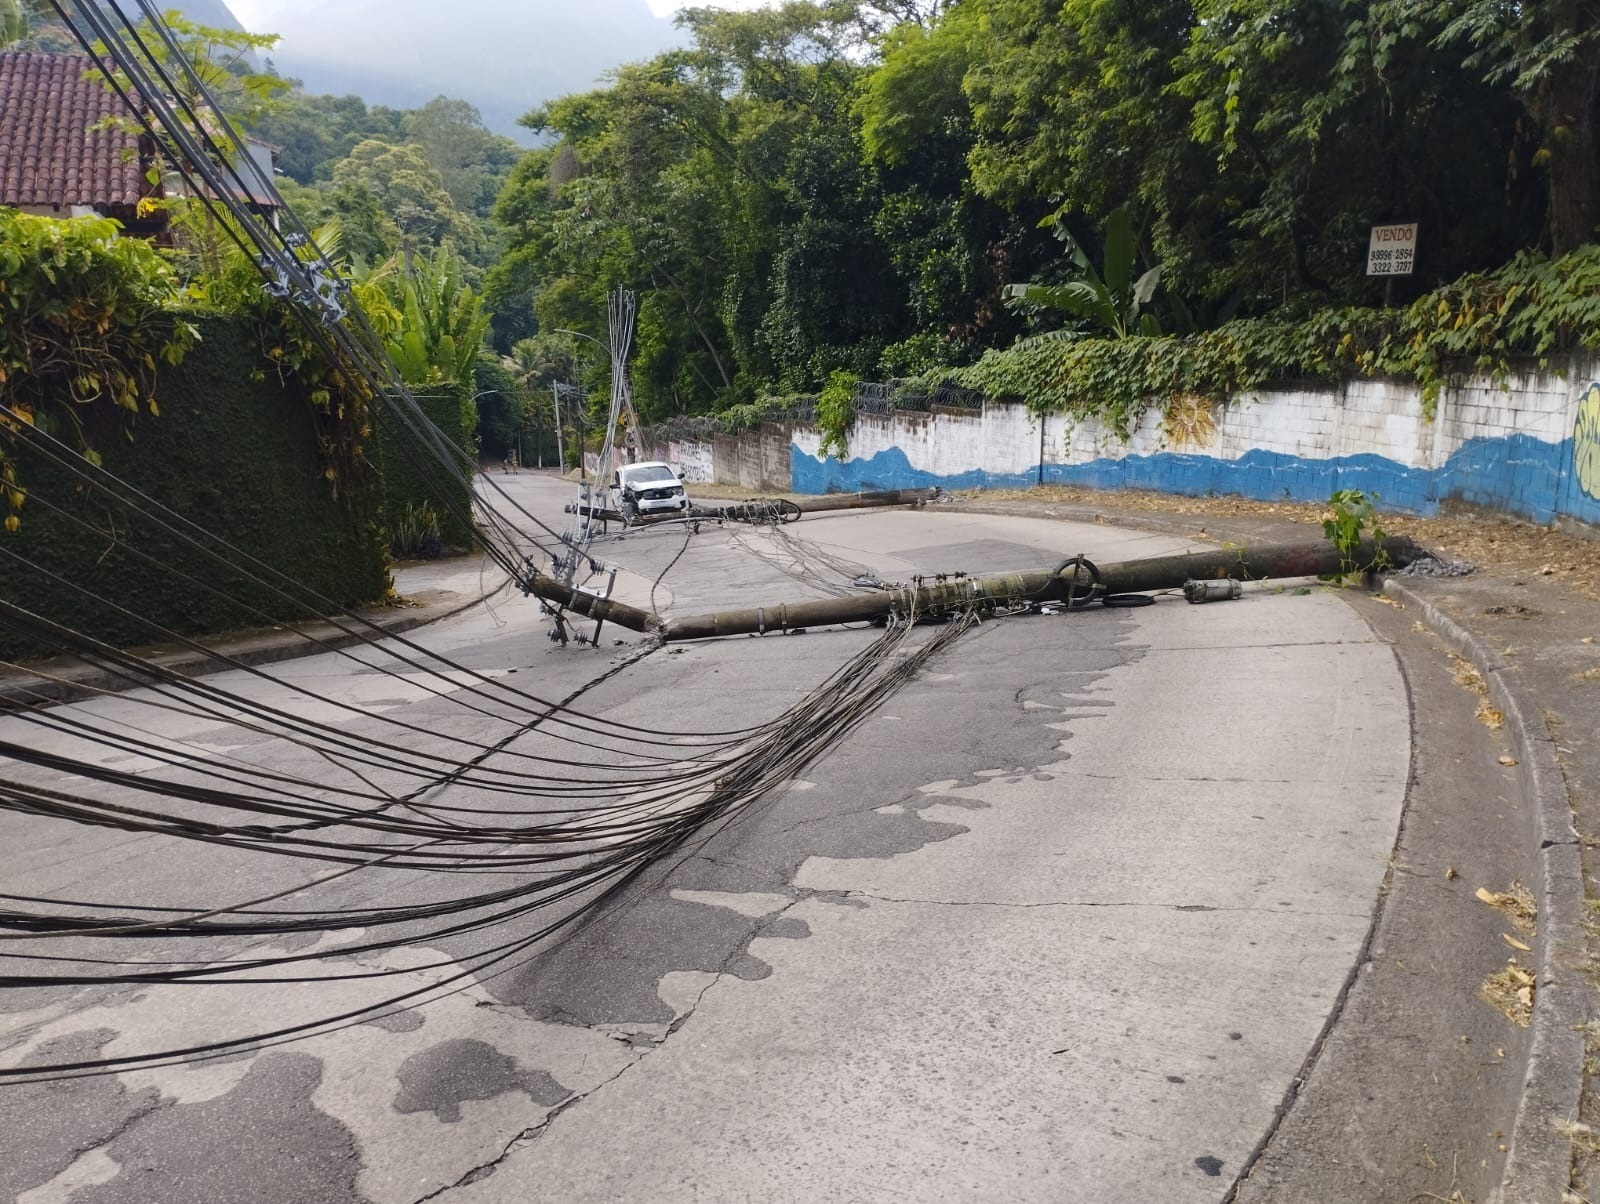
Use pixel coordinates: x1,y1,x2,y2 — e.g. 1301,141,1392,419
792,433,1600,529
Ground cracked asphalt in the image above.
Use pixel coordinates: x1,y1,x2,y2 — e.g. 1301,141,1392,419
2,475,1415,1202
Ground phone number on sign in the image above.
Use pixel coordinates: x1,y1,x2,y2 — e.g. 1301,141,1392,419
1369,247,1415,273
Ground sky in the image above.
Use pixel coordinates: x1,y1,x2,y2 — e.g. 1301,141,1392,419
220,0,780,140
642,0,775,13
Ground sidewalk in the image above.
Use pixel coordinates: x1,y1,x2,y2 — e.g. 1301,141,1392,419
0,554,513,710
950,486,1599,1204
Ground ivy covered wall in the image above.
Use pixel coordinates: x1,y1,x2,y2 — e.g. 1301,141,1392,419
0,316,391,660
374,384,477,553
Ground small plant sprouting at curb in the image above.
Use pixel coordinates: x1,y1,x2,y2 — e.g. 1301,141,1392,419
1321,488,1391,583
389,501,444,561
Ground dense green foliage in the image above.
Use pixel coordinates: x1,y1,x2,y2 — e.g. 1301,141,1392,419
248,90,524,472
492,0,1596,431
252,92,520,217
928,245,1600,441
0,317,388,660
330,141,485,261
178,226,481,539
472,353,521,460
0,195,477,644
0,211,197,532
490,2,1022,422
1005,207,1165,339
247,89,519,282
0,15,513,649
248,89,409,184
13,0,1596,473
377,250,490,388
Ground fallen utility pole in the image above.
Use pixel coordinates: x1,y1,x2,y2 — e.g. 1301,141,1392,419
790,487,940,513
693,486,939,523
523,570,659,634
522,536,1420,643
566,487,941,525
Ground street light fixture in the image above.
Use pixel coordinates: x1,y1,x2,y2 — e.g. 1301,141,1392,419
553,328,605,352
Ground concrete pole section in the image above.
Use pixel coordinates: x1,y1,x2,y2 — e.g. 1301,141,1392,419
566,488,941,525
790,487,940,513
522,537,1421,643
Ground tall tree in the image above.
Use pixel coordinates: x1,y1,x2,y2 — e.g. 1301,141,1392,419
333,140,483,260
248,89,408,183
1435,0,1600,252
858,5,1036,350
402,97,522,216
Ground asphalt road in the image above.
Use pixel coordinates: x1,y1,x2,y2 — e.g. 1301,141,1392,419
0,475,1411,1203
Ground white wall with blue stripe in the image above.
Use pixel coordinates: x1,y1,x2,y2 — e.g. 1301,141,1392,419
786,364,1600,533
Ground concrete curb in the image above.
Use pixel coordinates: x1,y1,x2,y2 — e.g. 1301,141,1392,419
0,565,516,709
1384,578,1585,1204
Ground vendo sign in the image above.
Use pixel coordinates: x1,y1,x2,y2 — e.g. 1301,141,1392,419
1367,223,1418,276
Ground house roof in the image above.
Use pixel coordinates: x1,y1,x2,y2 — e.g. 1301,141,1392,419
0,51,148,212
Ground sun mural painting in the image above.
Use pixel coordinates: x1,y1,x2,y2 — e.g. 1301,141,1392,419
1578,383,1600,502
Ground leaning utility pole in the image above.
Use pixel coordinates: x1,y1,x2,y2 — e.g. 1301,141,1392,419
551,383,567,472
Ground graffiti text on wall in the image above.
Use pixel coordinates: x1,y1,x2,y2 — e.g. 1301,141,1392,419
669,440,715,483
1576,383,1600,502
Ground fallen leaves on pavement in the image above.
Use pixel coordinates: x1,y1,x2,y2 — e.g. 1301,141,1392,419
1480,960,1535,1027
1476,882,1538,934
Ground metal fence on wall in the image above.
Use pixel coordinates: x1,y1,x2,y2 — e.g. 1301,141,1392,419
640,401,818,447
852,381,986,415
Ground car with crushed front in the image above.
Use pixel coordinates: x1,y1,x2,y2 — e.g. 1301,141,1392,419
611,460,690,522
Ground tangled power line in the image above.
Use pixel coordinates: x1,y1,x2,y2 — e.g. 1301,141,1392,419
0,2,989,1081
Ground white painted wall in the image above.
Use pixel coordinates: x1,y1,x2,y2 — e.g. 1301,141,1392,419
689,361,1600,528
819,363,1593,479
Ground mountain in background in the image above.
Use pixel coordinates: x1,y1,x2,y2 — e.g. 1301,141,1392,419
230,0,687,143
155,0,250,34
19,3,255,60
23,1,687,144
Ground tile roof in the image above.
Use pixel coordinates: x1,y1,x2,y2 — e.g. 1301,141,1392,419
0,51,148,211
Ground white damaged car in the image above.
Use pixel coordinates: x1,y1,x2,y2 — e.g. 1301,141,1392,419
611,460,690,523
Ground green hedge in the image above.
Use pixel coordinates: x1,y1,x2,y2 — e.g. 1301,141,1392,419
0,316,390,661
374,384,477,553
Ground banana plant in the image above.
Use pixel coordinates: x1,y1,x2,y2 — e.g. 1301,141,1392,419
1004,206,1163,340
381,250,489,388
1,0,28,49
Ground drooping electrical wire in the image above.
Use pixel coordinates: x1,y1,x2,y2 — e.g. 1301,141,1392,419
0,2,994,1085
